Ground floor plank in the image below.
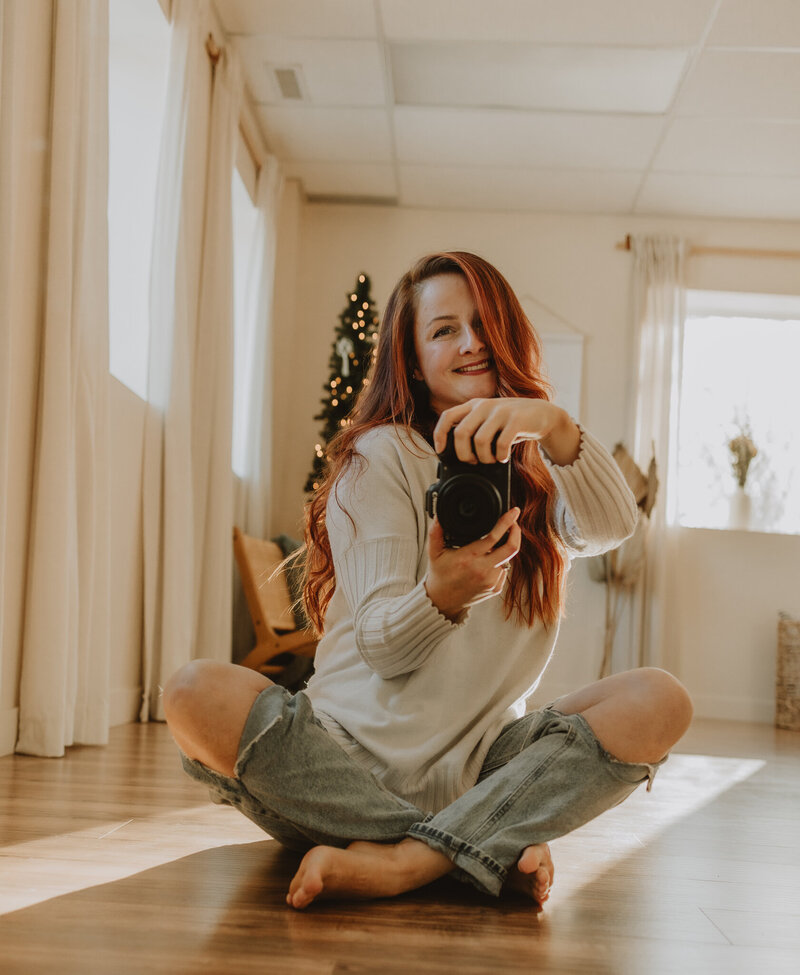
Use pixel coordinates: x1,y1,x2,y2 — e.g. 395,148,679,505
1,718,799,974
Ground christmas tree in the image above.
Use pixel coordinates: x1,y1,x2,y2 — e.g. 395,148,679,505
304,273,380,492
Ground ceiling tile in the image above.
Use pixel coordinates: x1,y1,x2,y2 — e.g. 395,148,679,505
399,164,640,212
257,106,393,162
390,42,687,114
653,117,800,176
707,0,800,48
216,0,377,38
283,161,398,198
233,37,386,106
636,171,800,220
394,107,664,170
674,51,800,120
379,0,717,45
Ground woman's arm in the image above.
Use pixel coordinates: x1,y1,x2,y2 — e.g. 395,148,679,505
433,398,581,467
327,430,468,679
432,397,637,557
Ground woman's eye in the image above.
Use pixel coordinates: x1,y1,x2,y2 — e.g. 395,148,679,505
433,325,453,338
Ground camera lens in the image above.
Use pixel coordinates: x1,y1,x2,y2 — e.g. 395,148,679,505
437,474,503,546
457,498,479,520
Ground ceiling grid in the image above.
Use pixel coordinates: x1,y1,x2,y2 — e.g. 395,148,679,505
217,0,800,219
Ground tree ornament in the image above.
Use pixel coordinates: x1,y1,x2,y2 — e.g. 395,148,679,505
335,336,355,377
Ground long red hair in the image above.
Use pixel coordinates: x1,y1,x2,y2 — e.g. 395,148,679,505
302,252,567,633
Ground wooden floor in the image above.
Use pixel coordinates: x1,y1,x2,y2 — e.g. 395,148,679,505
1,718,799,975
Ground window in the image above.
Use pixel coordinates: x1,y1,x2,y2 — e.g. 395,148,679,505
108,0,170,398
678,290,800,535
231,166,261,478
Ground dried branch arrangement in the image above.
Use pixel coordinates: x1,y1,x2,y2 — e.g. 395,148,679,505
729,420,758,489
589,444,658,679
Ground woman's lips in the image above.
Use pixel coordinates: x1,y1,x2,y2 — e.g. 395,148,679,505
454,359,492,375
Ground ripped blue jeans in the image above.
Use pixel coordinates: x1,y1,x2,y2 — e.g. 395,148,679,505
181,685,664,896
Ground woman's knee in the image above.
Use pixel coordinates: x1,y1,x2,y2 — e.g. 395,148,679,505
162,660,270,774
576,667,692,765
639,668,692,720
634,668,693,750
163,659,221,728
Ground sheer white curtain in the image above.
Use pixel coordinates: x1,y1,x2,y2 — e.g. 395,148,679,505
141,0,242,720
234,156,284,540
0,3,11,676
628,235,687,672
13,0,112,755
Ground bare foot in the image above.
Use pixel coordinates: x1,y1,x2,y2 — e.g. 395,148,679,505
503,843,554,904
286,838,453,910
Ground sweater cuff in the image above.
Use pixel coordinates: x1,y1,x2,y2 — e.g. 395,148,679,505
357,577,466,678
541,427,638,552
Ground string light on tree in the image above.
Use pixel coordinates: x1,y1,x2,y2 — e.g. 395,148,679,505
304,272,381,493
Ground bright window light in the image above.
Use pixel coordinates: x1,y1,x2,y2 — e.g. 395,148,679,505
231,168,260,478
108,0,170,398
678,291,800,535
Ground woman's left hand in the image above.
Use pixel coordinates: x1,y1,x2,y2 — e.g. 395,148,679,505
433,398,581,467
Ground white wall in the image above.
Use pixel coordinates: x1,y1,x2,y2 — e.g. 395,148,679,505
273,203,800,721
675,527,799,722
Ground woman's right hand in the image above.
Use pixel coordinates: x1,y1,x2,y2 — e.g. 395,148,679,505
424,507,521,622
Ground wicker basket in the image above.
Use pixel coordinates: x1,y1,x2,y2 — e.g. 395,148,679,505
776,614,800,731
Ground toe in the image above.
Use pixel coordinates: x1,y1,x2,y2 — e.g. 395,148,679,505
288,876,321,910
516,848,539,875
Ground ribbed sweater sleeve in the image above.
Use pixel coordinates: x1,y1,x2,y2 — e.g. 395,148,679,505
337,538,458,678
542,427,639,557
326,428,463,679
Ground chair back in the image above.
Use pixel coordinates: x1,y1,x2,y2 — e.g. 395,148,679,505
233,527,297,638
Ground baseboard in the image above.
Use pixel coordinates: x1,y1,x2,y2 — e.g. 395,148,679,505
0,707,19,756
110,686,143,727
690,693,776,725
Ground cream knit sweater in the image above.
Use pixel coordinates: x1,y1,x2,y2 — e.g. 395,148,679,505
304,423,637,814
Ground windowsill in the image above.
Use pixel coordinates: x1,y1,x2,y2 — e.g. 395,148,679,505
678,522,800,539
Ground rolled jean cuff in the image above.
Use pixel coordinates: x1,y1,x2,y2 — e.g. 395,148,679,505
406,822,507,896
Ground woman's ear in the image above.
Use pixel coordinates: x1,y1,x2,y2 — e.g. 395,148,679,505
411,363,424,381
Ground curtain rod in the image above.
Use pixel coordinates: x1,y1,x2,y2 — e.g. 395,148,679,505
616,234,800,261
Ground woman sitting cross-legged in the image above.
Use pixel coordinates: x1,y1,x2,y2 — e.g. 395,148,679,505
164,250,693,910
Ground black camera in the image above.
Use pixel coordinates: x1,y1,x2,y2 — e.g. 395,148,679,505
425,430,511,548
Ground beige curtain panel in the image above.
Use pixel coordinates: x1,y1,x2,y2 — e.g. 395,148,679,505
628,235,687,673
2,0,112,757
141,0,242,721
234,155,284,541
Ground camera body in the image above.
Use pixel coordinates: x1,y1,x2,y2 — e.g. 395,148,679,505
425,430,511,548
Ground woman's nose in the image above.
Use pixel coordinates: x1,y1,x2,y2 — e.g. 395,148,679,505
459,324,485,353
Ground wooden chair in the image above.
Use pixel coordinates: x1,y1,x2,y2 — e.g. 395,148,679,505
233,526,318,677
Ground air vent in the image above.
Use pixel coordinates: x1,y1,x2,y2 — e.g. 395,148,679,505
272,65,304,101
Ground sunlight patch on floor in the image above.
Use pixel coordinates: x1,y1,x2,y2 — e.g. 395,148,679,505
547,753,765,903
0,802,264,915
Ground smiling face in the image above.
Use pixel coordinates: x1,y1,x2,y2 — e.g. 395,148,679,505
412,273,497,414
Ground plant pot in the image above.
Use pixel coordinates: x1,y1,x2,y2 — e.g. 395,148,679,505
728,486,752,530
